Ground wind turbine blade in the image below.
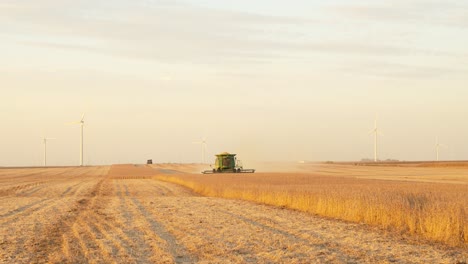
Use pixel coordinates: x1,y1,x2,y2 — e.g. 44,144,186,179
192,141,202,144
66,121,81,125
81,113,85,122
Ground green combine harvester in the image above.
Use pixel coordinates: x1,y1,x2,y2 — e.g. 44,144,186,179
202,152,255,174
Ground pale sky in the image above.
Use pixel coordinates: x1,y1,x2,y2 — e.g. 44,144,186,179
1,0,468,166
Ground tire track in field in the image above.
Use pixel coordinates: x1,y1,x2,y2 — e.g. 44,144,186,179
217,208,366,263
149,181,175,196
216,202,426,263
130,197,194,263
1,177,98,262
25,177,107,263
114,180,152,263
0,181,49,196
62,178,122,264
121,182,182,263
0,178,95,225
18,183,51,197
60,181,84,197
86,215,134,262
0,198,50,219
74,217,117,264
0,167,100,197
3,197,91,262
0,199,55,227
0,167,112,263
56,171,103,198
59,177,96,197
56,178,154,264
124,181,197,264
148,179,195,197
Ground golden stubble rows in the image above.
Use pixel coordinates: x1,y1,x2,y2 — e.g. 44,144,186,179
0,166,110,263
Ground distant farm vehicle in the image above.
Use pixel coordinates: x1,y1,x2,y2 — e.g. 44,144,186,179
202,152,255,174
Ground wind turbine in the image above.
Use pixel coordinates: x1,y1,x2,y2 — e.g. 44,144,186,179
68,114,85,166
370,118,383,162
193,138,207,164
436,137,447,162
42,137,55,167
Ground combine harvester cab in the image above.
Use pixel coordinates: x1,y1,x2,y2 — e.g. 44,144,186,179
202,152,255,174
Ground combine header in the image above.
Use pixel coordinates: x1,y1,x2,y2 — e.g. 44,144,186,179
202,152,255,174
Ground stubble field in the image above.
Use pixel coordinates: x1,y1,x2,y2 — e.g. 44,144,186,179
0,163,467,263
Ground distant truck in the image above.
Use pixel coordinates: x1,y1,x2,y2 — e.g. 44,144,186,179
147,159,153,165
202,152,255,174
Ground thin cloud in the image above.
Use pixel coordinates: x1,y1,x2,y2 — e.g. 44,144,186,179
2,0,467,80
331,1,468,27
340,61,464,79
292,41,467,59
0,0,316,64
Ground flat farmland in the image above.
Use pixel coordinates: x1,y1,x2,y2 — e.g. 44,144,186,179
1,164,467,263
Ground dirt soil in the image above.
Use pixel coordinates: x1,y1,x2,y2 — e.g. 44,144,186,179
0,164,466,263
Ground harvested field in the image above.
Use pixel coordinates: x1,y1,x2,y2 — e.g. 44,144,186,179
1,164,467,263
158,163,468,248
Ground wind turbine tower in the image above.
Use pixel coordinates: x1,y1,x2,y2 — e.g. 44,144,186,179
436,138,446,162
69,114,85,166
193,138,207,164
370,119,382,162
43,137,55,167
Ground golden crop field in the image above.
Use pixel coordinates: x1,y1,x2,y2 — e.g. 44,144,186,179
1,164,467,263
156,163,468,248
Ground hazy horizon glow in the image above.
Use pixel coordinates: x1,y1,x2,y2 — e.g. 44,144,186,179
1,0,468,166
